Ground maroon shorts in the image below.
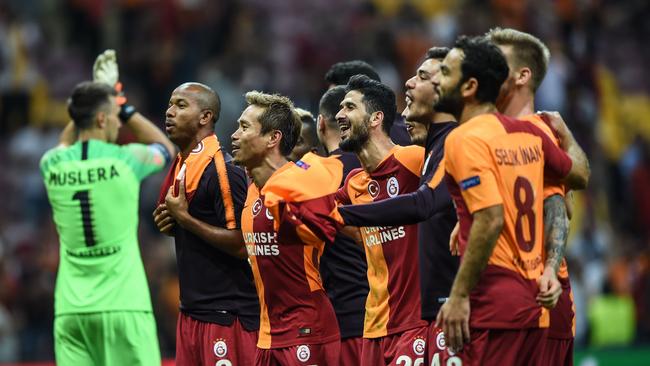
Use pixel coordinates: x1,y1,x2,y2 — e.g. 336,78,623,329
424,321,461,366
361,326,428,366
340,337,363,365
255,340,340,366
542,337,573,366
175,312,258,366
453,328,547,366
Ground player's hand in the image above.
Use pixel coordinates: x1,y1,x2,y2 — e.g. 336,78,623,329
537,111,571,148
93,49,119,86
436,295,470,353
536,268,562,309
449,222,460,256
165,172,189,223
153,204,175,236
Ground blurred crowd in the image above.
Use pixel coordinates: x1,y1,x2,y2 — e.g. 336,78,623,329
0,0,649,361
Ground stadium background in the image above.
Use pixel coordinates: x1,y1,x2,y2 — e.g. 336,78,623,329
0,0,649,364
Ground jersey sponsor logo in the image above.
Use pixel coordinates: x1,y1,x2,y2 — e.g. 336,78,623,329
191,141,204,154
362,226,406,247
368,180,380,198
213,339,228,358
252,198,263,217
296,345,310,362
387,176,399,197
413,336,426,356
265,208,274,221
47,165,120,186
460,176,480,190
494,145,541,166
246,243,280,256
65,246,121,258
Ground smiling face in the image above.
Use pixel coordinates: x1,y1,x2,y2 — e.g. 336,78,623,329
433,48,466,120
404,58,440,124
230,104,270,169
335,90,371,153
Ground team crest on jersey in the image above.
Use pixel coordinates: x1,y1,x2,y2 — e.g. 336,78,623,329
213,339,227,357
387,176,399,197
413,336,426,356
436,330,447,350
265,208,274,221
368,180,380,198
296,344,310,362
252,198,263,217
191,141,204,154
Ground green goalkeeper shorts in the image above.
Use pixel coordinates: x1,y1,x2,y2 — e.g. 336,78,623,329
54,311,161,366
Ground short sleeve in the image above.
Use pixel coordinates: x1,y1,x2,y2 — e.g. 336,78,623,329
122,143,169,180
445,131,503,214
394,145,425,177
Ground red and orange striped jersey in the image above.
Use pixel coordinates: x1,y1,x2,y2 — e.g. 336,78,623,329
444,113,572,329
337,145,428,338
241,153,343,349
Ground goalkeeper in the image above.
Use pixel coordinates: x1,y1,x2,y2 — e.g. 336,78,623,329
40,50,175,365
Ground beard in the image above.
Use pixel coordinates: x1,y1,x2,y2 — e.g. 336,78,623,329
339,116,370,153
434,83,464,120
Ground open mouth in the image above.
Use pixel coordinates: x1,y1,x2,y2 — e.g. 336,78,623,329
338,119,350,139
405,94,413,108
405,122,414,132
231,145,240,155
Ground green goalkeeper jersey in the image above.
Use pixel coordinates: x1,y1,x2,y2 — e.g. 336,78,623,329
40,139,168,315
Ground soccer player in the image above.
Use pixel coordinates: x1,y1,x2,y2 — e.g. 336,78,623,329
335,74,428,365
288,107,323,161
41,51,174,366
486,27,582,365
315,85,369,364
231,91,343,365
336,47,460,365
152,82,259,365
432,36,588,365
325,60,411,146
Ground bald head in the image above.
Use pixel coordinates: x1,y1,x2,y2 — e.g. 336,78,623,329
175,82,221,124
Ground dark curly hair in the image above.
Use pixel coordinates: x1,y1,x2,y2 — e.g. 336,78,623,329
454,35,509,104
344,74,396,134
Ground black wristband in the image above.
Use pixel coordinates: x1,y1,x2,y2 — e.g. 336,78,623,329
119,104,136,124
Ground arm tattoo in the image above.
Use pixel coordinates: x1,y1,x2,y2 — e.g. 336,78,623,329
543,194,569,273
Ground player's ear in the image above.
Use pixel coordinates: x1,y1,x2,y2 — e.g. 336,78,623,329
461,78,478,99
267,130,283,150
317,115,326,133
516,67,532,87
370,110,384,129
96,111,107,129
199,110,213,127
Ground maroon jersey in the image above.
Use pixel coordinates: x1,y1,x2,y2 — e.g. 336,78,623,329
337,145,428,338
241,153,343,349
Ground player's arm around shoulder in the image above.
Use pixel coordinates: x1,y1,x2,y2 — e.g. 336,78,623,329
538,111,590,190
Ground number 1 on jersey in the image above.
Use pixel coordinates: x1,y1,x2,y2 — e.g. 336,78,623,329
72,190,96,247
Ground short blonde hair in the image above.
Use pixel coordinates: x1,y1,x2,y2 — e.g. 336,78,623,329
294,107,314,122
244,91,301,156
485,27,550,91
